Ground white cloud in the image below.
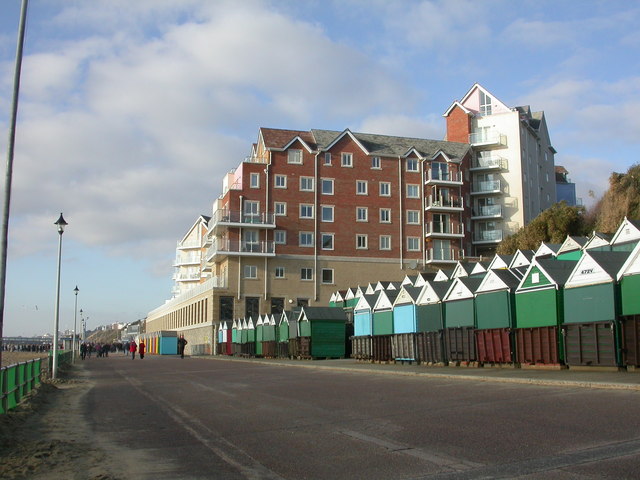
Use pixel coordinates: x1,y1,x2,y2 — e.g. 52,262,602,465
357,113,443,140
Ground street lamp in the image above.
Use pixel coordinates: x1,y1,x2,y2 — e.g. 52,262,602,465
73,285,79,363
52,212,67,380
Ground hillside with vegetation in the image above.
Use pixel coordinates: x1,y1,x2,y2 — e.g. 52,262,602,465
497,163,640,254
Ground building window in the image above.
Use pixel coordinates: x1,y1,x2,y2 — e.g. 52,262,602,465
379,182,391,197
356,180,368,195
407,210,420,224
301,268,313,281
250,172,260,188
288,149,302,164
274,202,286,216
479,90,492,116
321,178,334,195
380,208,391,223
406,184,419,198
300,204,314,219
300,176,314,192
406,158,418,172
274,230,286,244
220,296,234,321
324,152,332,165
321,233,334,250
321,205,334,222
275,266,285,279
380,235,391,250
407,237,420,251
341,152,353,167
244,265,257,279
245,297,260,319
356,207,368,222
299,232,314,247
321,269,334,284
274,175,287,188
371,156,381,169
356,234,368,249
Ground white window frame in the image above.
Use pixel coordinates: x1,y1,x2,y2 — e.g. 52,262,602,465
274,174,287,189
356,207,368,222
288,149,303,164
324,152,332,165
274,266,285,279
356,180,368,195
406,157,419,172
407,237,421,251
300,204,314,219
406,184,419,198
321,178,334,195
380,235,391,250
321,205,334,222
406,210,420,224
274,230,286,245
321,268,334,285
250,172,260,188
300,176,314,192
379,182,391,197
274,202,287,216
371,156,381,169
299,232,314,247
341,152,353,167
321,233,334,250
379,208,391,223
356,234,368,250
243,265,257,279
301,268,313,281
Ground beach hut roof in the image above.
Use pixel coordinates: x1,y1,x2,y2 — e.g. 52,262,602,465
354,292,380,311
470,261,490,275
534,242,561,258
393,285,423,306
451,261,474,278
565,251,630,287
488,254,513,270
610,217,640,247
509,250,535,269
416,280,452,305
584,231,613,251
476,268,521,293
557,235,589,255
298,306,347,322
517,258,578,291
443,276,484,301
617,240,640,280
434,269,452,281
402,274,418,286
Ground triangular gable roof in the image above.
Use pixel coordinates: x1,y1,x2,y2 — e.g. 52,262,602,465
534,242,561,258
565,251,630,288
442,100,472,118
258,127,316,151
470,261,489,275
387,282,401,290
373,290,398,312
282,135,315,153
517,258,578,292
476,269,520,294
335,290,347,302
320,128,370,155
393,285,423,306
402,274,418,286
256,316,264,326
584,231,612,251
298,306,347,322
416,280,452,305
431,149,462,164
488,254,513,270
344,287,358,300
557,235,589,255
329,292,337,303
443,276,483,302
375,281,392,291
610,217,640,246
509,250,535,269
270,316,276,326
617,241,640,280
354,293,380,312
239,319,246,330
355,285,366,297
365,283,377,295
179,215,209,246
510,265,528,281
451,261,474,278
434,269,451,281
246,318,254,329
443,83,510,117
220,321,228,331
232,319,237,329
414,272,438,287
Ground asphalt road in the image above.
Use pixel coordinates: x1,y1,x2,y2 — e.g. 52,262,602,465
83,355,640,479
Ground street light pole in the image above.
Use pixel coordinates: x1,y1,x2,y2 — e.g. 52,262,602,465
73,285,79,363
52,213,67,380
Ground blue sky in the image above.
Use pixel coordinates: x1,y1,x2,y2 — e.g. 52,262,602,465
1,0,638,336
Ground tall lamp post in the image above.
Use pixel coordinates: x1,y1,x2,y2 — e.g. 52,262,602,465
52,213,67,380
73,285,79,363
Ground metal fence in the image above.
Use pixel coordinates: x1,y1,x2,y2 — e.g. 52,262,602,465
1,357,42,414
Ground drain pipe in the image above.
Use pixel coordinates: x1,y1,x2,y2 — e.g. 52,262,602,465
238,195,243,300
398,157,404,268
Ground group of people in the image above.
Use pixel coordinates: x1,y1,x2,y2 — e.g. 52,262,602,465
75,335,188,360
126,340,146,360
79,342,115,360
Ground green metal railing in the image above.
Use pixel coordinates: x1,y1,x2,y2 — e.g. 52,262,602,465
1,357,42,414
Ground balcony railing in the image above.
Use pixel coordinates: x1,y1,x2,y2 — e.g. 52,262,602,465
174,271,201,281
425,195,464,210
424,170,463,185
469,131,507,147
174,254,201,266
425,222,464,237
471,180,504,195
472,204,503,219
177,239,201,249
206,239,276,260
473,229,503,243
210,209,276,232
471,155,508,170
425,247,461,263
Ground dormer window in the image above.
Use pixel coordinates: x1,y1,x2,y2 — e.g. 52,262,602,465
288,149,303,164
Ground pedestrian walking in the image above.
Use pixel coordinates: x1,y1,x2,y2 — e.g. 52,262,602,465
139,340,146,360
129,340,137,360
178,335,187,359
80,342,87,360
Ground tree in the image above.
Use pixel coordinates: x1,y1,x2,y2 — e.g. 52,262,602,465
591,164,640,233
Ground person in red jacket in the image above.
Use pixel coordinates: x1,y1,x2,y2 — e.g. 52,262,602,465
129,340,137,360
138,340,146,360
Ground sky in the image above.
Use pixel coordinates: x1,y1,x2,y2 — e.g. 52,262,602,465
0,0,638,337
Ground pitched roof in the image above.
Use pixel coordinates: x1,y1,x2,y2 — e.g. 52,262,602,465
259,128,317,150
299,306,347,322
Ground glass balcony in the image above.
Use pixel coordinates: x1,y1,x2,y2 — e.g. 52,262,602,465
425,222,464,238
473,229,503,244
206,239,276,260
469,131,507,148
173,253,201,266
209,209,276,233
471,155,508,171
425,247,461,264
425,195,464,211
471,180,504,195
471,204,503,219
424,170,463,185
